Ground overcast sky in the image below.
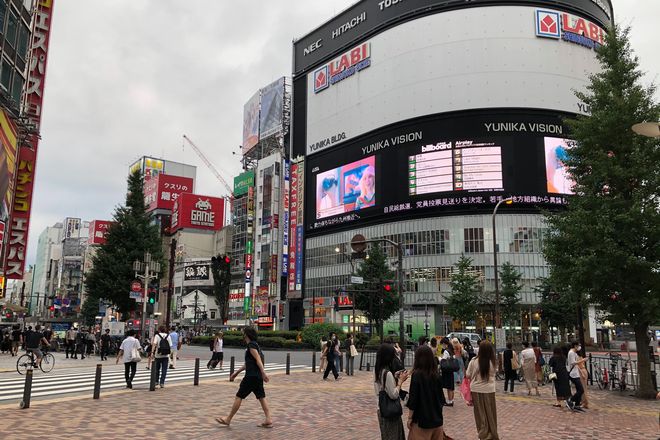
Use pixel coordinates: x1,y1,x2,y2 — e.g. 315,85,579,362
25,0,659,265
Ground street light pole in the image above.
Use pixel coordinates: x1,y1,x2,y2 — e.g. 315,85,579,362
335,246,357,333
134,253,160,340
492,197,513,348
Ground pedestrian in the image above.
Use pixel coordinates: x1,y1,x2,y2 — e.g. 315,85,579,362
463,337,476,362
216,327,273,429
100,329,111,361
452,338,467,385
207,331,224,370
439,337,456,406
502,342,518,393
548,345,570,408
116,329,141,389
520,341,540,396
150,325,173,388
566,341,586,411
10,324,22,357
577,352,589,409
319,336,328,374
332,332,342,375
406,345,449,440
430,337,439,358
345,333,356,376
374,343,408,440
75,327,87,359
86,329,96,356
532,341,544,384
323,333,340,381
168,326,179,369
1,330,11,354
466,340,500,440
143,337,153,370
65,326,77,359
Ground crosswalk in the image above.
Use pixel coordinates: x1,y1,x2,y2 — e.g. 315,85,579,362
0,361,307,403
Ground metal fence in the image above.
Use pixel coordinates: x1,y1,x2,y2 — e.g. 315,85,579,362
358,347,415,371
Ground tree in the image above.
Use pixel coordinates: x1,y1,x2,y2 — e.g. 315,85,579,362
499,262,522,340
85,171,164,314
352,243,399,339
446,256,480,329
210,255,231,322
535,277,578,342
543,25,660,398
80,296,100,327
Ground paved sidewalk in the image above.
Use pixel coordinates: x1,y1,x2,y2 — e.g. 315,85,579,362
0,368,657,439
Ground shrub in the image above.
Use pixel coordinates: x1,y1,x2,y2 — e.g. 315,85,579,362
257,337,287,348
354,332,370,347
256,330,299,340
283,339,313,349
300,323,346,348
222,335,245,347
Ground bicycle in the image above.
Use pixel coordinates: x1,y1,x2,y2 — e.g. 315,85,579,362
16,348,55,374
592,362,609,390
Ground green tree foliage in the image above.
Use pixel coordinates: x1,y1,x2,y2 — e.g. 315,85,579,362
543,25,659,398
353,243,399,338
80,296,100,327
210,255,231,322
535,277,579,333
446,256,479,328
85,171,164,314
499,262,522,328
300,322,345,348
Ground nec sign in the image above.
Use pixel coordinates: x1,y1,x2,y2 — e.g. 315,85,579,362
313,42,371,93
535,9,605,50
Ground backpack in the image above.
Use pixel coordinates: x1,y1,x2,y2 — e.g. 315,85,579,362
209,337,215,352
157,334,171,356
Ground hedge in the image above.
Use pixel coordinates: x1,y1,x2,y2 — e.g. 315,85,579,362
191,334,312,349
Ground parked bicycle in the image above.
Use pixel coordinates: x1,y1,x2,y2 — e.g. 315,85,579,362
16,348,55,374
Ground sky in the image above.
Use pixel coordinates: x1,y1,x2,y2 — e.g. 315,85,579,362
24,0,660,265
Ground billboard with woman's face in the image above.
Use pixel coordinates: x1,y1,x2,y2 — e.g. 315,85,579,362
315,156,376,220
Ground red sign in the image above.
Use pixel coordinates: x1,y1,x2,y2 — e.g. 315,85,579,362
245,253,252,270
131,281,142,292
144,174,194,212
270,254,278,283
0,221,4,261
229,292,244,301
4,0,54,279
171,193,225,232
337,296,353,307
88,220,113,246
288,163,298,291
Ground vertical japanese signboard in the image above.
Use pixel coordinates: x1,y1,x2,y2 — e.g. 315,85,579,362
282,160,290,276
295,161,304,291
288,163,298,294
5,0,55,279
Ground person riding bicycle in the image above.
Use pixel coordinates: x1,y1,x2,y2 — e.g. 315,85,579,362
25,325,50,369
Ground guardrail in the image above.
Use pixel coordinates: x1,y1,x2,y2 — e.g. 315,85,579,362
358,346,415,370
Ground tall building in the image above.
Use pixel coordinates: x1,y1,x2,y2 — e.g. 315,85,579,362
30,222,61,316
0,0,32,114
291,0,613,339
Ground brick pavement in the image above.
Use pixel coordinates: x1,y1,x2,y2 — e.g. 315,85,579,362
0,368,657,440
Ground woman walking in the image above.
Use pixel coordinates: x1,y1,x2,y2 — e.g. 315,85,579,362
502,342,518,393
323,333,340,381
548,345,570,408
466,340,500,440
439,337,456,406
374,343,408,440
319,336,328,374
521,341,540,396
207,332,224,370
578,352,589,408
452,338,466,385
116,330,141,389
345,333,356,376
406,345,448,440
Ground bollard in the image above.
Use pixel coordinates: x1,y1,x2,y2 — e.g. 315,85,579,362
312,351,316,373
286,353,291,375
194,358,200,386
19,368,33,409
230,356,235,376
366,362,371,372
93,364,102,399
149,360,157,391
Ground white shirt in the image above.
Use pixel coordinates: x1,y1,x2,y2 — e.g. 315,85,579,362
214,338,223,352
119,336,141,364
152,333,173,358
567,349,581,379
521,348,536,361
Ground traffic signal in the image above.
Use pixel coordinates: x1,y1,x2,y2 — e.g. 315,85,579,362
5,312,11,319
49,306,55,311
148,290,156,304
383,280,395,294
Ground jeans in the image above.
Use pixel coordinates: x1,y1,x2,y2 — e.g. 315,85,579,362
324,357,339,380
504,369,516,392
65,340,75,358
154,357,169,385
346,356,355,376
124,362,137,386
334,355,341,374
569,376,584,406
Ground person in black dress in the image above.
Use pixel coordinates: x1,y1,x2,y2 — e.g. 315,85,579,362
503,342,516,393
439,337,456,406
548,345,570,407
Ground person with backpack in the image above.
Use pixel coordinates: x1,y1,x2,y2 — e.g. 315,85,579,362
439,337,458,406
323,333,340,381
207,332,224,370
150,325,173,388
216,327,273,429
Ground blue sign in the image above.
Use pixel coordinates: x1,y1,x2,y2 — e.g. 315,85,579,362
295,226,303,288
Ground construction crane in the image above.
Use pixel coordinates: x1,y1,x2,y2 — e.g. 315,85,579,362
182,134,233,198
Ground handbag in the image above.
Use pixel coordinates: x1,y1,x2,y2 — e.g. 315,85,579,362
548,372,557,381
511,351,520,370
378,372,403,419
350,344,358,357
440,357,460,373
460,376,473,406
130,343,142,363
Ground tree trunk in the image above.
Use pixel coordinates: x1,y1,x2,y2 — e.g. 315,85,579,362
633,324,656,399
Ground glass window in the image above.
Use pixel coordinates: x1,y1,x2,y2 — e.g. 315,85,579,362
464,228,484,253
510,227,542,253
5,11,17,47
210,311,216,319
0,58,12,91
11,73,22,103
0,2,6,34
17,24,28,59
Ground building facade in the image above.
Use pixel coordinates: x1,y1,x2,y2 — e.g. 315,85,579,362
292,0,613,339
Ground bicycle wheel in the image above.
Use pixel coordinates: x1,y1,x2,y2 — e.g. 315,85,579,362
40,353,55,373
16,354,32,375
595,370,603,390
495,371,504,380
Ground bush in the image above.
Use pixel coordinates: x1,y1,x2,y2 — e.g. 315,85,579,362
257,337,287,348
257,330,299,340
283,339,313,349
300,323,346,348
354,332,370,347
223,335,245,347
192,336,212,346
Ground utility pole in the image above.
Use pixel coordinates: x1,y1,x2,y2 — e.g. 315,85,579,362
166,239,176,329
19,282,25,308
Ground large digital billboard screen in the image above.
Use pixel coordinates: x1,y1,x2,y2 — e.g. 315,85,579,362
305,111,573,233
316,156,375,219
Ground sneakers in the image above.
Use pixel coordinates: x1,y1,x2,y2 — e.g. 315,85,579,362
565,399,575,411
159,384,165,389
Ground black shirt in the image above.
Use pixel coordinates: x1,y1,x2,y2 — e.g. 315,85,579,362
245,340,262,379
25,331,44,349
407,371,445,429
503,349,513,371
11,329,22,342
100,334,111,346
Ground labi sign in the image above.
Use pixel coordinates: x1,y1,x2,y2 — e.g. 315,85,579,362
535,9,605,50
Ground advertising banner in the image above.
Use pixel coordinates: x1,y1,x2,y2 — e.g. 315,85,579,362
296,161,305,291
64,218,81,239
270,254,278,283
288,163,298,292
233,170,255,197
88,220,113,246
254,286,270,316
0,110,17,224
242,91,260,155
5,0,54,279
0,221,4,263
184,263,210,281
282,159,290,275
144,174,194,212
259,77,285,140
171,193,225,232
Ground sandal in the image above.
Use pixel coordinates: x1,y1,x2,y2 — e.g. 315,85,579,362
216,417,230,427
259,422,273,429
552,404,561,407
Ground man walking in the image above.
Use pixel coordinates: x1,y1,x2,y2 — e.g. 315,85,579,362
100,329,111,361
566,341,587,411
151,326,172,388
10,324,22,357
65,326,77,359
168,326,179,369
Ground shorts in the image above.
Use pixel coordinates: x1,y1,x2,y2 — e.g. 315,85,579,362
27,348,43,358
236,376,265,400
216,352,224,361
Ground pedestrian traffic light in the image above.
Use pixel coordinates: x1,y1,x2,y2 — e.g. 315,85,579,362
148,290,156,304
383,280,395,294
5,312,11,319
49,305,55,311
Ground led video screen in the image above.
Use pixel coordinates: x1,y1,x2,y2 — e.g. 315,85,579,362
544,137,575,195
316,156,376,219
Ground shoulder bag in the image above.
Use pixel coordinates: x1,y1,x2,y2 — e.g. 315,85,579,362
511,351,520,370
130,341,142,363
350,344,358,357
378,371,403,419
440,356,461,373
